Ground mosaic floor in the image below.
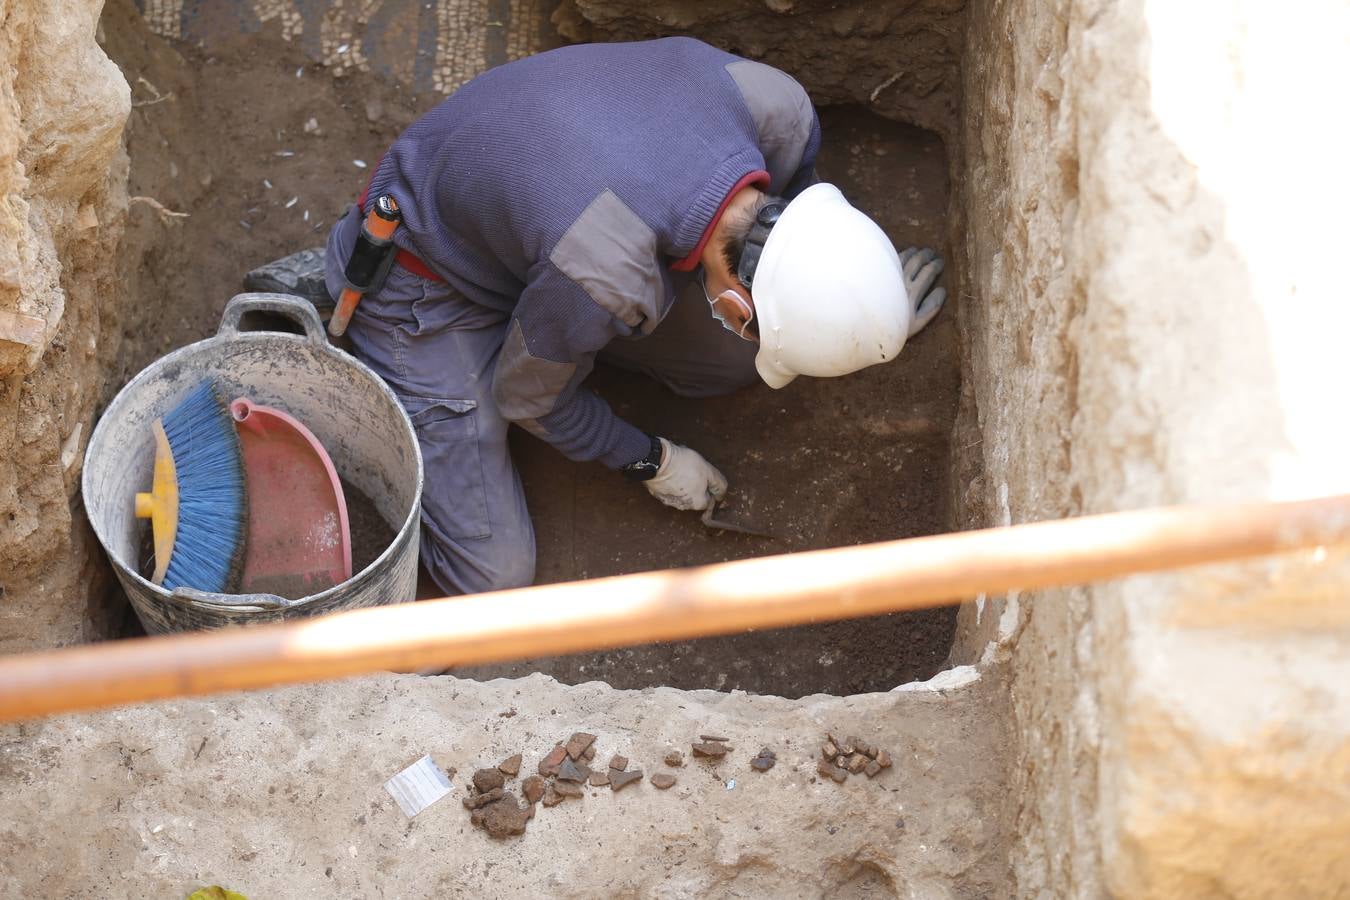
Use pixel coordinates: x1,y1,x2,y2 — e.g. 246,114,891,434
137,0,557,94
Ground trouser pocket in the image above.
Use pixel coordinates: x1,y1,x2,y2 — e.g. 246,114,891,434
401,395,491,540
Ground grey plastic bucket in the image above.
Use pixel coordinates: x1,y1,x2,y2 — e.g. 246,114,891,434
81,293,423,634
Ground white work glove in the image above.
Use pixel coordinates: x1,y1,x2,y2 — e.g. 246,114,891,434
900,246,946,337
644,438,727,511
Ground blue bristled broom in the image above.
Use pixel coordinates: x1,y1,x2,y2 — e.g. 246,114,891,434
134,380,248,593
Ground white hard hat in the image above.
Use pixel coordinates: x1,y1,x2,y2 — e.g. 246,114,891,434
750,183,910,389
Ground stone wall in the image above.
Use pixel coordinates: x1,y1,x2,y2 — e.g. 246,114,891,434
0,0,130,651
957,0,1350,895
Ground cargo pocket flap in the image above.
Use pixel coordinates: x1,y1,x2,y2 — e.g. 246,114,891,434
401,396,477,427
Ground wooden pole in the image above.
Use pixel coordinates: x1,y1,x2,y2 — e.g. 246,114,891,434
1,494,1347,722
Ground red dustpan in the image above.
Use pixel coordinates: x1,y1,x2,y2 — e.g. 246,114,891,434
230,397,352,599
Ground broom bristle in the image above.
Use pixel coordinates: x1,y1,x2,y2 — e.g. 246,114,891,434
160,381,247,593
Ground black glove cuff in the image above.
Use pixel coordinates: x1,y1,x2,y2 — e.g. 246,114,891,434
621,434,664,482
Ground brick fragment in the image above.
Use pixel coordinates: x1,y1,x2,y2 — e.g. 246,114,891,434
864,760,883,778
822,742,838,759
463,787,504,809
473,768,506,793
817,758,847,783
478,792,531,838
538,745,567,777
564,732,597,760
847,754,868,774
521,775,545,805
876,749,892,769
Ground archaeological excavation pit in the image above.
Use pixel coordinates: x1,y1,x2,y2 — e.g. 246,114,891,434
9,0,1342,897
5,1,1019,895
83,0,968,699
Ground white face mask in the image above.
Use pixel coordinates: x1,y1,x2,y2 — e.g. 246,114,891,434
700,271,756,341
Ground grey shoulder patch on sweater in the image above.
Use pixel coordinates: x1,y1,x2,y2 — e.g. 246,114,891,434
725,60,814,191
494,317,577,426
549,189,663,333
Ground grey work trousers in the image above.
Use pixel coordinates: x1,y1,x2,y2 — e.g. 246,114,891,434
326,234,757,595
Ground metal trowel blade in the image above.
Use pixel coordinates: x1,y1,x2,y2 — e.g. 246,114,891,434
700,495,777,539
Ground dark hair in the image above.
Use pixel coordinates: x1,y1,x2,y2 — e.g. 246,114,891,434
719,192,784,278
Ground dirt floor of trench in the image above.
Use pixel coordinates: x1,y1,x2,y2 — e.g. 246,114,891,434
101,4,963,698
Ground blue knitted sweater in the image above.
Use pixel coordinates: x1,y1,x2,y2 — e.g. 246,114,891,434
351,37,820,467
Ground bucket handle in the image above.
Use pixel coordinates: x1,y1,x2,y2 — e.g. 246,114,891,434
172,586,300,611
218,293,329,348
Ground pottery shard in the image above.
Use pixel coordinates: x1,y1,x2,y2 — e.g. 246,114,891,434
541,783,564,807
522,775,545,804
582,744,597,763
864,760,883,778
822,742,839,759
498,754,523,777
610,768,643,791
589,771,610,787
554,779,584,799
651,773,676,790
464,787,505,809
539,745,567,777
876,749,892,769
750,756,776,772
565,732,597,760
558,756,591,783
664,750,684,767
692,742,730,758
479,793,531,838
473,768,506,794
817,759,847,783
609,754,628,772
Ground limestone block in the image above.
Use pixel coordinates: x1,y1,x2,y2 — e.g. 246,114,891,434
0,0,130,649
959,0,1350,895
0,672,1012,897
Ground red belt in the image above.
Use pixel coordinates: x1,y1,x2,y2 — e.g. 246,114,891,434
392,247,442,282
357,181,444,283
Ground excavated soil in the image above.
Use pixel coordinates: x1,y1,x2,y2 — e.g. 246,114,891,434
103,6,962,696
